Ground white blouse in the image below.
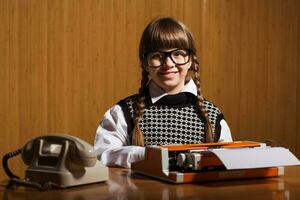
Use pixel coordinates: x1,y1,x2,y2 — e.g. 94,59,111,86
94,79,233,168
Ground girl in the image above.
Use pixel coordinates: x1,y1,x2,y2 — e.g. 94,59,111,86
94,17,232,168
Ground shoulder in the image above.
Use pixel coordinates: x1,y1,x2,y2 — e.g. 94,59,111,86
202,99,225,126
117,94,139,116
117,91,151,113
116,94,139,135
116,92,151,136
203,99,222,114
203,100,227,141
117,94,139,106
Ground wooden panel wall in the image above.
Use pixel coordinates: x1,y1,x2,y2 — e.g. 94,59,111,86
0,0,299,179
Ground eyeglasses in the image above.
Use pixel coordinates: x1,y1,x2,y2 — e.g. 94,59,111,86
145,49,191,68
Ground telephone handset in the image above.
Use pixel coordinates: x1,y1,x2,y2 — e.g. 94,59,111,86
22,134,97,168
2,134,108,190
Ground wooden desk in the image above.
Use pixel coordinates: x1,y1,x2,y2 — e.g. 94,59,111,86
1,166,299,200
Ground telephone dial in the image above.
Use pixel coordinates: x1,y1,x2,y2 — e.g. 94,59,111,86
2,134,108,190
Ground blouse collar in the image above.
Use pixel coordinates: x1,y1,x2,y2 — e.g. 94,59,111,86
149,78,198,104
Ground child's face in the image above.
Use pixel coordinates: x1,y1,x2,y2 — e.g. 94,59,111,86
147,48,192,94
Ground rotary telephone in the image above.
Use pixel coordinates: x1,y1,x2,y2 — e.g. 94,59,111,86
2,134,108,190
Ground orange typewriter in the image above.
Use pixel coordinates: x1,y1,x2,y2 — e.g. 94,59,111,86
131,141,300,183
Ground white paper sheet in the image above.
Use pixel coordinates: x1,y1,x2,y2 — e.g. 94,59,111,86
209,147,300,170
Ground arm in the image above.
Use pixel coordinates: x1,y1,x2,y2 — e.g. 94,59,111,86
218,119,233,142
94,105,145,168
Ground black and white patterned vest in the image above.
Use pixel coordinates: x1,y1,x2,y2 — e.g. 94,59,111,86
118,92,224,146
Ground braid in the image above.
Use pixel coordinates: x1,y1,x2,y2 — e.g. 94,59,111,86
132,69,149,146
191,57,214,143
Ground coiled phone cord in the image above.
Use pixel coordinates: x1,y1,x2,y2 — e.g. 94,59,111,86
2,149,22,179
2,149,64,190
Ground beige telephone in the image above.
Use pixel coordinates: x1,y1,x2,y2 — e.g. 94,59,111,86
2,134,108,190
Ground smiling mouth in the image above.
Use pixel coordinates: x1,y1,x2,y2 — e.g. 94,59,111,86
158,71,178,80
159,71,178,75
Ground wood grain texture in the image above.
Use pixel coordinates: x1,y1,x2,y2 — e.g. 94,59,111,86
1,167,300,199
0,0,299,179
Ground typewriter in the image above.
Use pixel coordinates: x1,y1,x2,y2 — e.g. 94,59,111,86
131,141,300,183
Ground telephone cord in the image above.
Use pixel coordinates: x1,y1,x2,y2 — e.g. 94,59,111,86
2,149,65,191
7,178,65,191
2,149,22,179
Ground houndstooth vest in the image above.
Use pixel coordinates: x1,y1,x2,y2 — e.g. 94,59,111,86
118,92,224,146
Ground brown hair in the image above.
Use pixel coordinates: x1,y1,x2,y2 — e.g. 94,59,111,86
132,17,213,146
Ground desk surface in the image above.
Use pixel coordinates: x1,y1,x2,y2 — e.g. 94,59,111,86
1,166,299,200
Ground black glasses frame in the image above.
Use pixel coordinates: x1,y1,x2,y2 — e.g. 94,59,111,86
144,49,191,68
